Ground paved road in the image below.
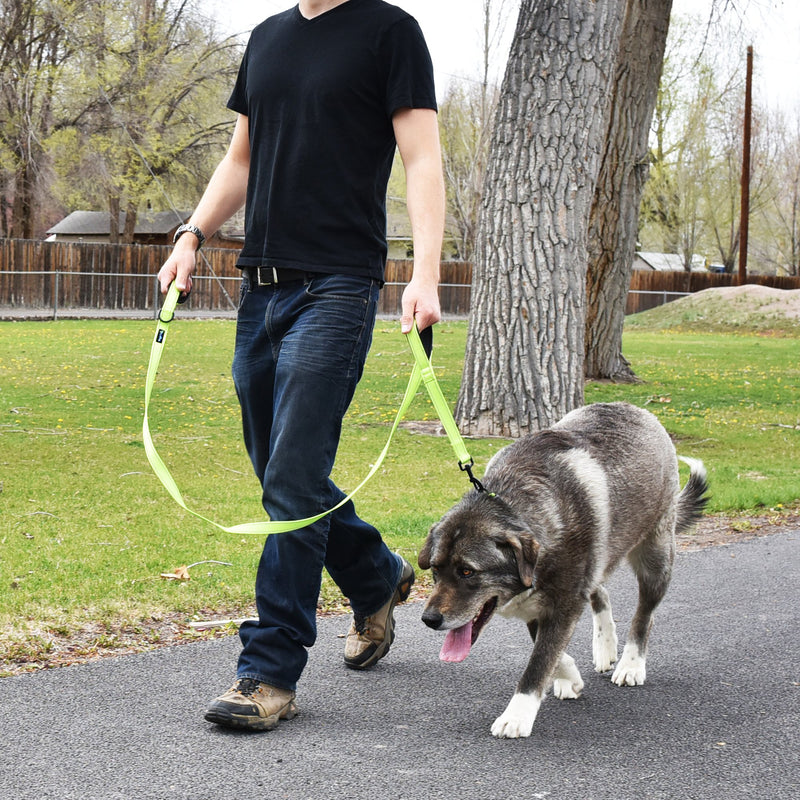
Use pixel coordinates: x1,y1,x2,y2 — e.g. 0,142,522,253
2,531,798,800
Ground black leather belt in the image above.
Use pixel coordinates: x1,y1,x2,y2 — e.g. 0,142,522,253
243,266,311,286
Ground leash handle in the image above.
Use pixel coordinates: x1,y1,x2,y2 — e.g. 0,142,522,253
418,323,433,359
405,323,473,467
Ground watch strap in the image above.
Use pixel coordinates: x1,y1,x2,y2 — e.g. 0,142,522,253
173,223,206,249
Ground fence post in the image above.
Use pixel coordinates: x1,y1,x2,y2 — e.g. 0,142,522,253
53,271,59,321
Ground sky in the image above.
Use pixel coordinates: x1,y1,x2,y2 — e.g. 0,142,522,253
200,0,517,93
202,0,800,111
672,0,800,111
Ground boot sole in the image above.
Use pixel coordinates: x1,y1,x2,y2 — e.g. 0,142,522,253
204,701,298,732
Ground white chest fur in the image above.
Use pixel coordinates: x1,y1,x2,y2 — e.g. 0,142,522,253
498,588,550,623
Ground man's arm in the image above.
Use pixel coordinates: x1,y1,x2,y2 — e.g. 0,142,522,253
392,107,445,333
157,114,251,295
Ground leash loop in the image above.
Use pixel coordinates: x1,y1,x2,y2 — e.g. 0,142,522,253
143,283,484,535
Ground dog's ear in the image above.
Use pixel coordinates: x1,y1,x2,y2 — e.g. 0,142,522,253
500,529,540,588
418,524,439,570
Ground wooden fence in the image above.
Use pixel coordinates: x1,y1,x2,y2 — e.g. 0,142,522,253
625,270,800,314
0,239,472,317
1,238,797,318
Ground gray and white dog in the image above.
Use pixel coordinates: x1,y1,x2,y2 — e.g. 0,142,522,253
419,402,708,738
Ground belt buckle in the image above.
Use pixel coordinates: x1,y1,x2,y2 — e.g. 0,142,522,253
256,266,279,286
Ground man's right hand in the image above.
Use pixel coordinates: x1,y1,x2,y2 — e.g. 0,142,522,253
157,238,198,297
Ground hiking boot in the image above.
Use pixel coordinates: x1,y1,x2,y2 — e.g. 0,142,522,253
204,678,297,732
344,557,415,670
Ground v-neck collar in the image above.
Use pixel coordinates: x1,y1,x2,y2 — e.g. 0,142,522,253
295,0,360,23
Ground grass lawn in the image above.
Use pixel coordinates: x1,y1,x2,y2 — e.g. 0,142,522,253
1,315,798,671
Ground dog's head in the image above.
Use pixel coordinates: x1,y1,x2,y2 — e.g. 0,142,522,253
418,492,540,662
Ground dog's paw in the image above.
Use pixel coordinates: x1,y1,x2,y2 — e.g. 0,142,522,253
552,652,584,700
611,642,647,686
490,692,541,739
553,676,583,700
592,609,618,673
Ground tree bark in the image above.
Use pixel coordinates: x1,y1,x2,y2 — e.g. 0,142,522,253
584,0,673,382
123,201,137,244
456,0,627,437
108,196,120,244
11,162,35,240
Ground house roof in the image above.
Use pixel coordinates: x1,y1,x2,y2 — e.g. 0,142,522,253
635,251,707,272
47,210,190,236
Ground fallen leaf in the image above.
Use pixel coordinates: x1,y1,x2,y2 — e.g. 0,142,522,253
160,565,191,581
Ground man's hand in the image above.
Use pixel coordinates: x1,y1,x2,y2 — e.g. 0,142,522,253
157,236,198,297
401,274,441,333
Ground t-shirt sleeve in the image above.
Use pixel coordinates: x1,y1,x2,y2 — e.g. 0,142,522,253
383,17,438,117
227,42,250,116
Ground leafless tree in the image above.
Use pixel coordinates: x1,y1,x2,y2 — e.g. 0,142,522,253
0,0,71,238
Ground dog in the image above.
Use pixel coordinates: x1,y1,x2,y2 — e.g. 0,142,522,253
418,402,708,738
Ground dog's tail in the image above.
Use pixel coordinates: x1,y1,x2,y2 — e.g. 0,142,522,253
676,457,710,533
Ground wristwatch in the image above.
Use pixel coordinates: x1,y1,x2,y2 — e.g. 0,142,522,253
173,223,206,250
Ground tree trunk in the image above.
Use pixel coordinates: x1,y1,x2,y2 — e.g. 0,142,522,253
11,163,35,240
108,196,120,244
584,0,673,383
456,0,627,437
122,201,137,244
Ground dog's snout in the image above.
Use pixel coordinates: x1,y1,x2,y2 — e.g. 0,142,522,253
422,608,444,630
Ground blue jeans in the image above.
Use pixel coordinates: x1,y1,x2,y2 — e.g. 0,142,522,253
231,273,403,691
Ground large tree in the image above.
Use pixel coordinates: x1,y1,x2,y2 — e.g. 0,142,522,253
637,10,751,270
584,0,673,382
0,0,73,238
456,0,627,436
50,0,238,242
0,0,237,239
753,110,800,276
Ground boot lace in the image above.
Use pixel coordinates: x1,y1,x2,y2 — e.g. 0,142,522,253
353,612,369,636
235,677,262,697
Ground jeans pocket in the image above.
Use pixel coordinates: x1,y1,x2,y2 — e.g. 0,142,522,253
238,277,250,312
304,274,374,304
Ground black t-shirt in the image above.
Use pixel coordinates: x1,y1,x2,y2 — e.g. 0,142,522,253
227,0,437,280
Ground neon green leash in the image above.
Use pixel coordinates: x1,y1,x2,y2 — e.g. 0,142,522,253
142,282,481,536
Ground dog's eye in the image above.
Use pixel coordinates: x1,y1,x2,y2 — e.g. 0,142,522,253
459,568,475,579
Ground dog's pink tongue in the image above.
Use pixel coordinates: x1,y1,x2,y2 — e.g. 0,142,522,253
440,621,473,662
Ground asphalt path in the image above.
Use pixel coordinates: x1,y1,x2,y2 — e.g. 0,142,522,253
2,530,798,800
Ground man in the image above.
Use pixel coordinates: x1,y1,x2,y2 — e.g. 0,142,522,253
158,0,444,732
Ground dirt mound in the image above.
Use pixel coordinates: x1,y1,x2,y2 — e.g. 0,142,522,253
627,283,800,335
698,285,800,318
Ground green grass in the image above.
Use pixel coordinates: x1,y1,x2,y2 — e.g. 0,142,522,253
1,316,798,670
586,332,800,510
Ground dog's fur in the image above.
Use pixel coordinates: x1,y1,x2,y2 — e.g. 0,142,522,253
419,402,708,738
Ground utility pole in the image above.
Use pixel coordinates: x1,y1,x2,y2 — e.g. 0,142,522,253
738,45,753,285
